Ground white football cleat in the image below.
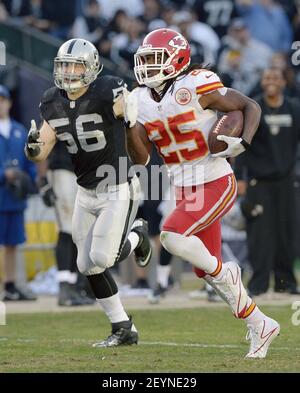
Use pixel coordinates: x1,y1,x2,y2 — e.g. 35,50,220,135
205,261,248,318
245,317,280,359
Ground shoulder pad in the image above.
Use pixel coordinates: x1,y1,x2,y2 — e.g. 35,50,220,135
41,87,59,104
93,75,126,102
188,69,224,96
95,75,125,90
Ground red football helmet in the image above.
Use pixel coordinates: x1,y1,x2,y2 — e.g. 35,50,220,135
134,28,191,88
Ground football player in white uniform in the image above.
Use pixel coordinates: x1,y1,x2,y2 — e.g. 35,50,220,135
124,28,280,358
25,38,152,347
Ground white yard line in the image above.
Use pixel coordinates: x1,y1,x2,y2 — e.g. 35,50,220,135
139,341,300,351
0,337,299,351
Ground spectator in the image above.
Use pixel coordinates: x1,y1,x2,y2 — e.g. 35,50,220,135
218,18,273,95
39,143,94,306
250,52,300,98
0,85,37,301
98,9,130,60
235,68,300,296
133,150,171,293
2,0,32,18
193,0,238,38
110,17,145,70
172,10,220,65
138,0,161,27
72,0,108,45
0,0,9,21
40,0,78,40
292,0,300,42
236,0,293,53
97,0,144,20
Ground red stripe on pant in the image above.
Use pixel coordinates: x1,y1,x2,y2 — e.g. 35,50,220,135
162,174,237,279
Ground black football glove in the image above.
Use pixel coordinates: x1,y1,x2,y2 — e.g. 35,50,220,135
39,176,56,207
5,168,32,200
25,120,44,158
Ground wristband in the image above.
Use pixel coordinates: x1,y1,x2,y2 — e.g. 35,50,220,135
241,138,251,150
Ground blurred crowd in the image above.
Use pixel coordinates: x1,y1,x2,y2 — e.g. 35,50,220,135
1,0,300,96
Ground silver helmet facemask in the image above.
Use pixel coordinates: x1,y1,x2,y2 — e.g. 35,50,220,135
54,39,103,93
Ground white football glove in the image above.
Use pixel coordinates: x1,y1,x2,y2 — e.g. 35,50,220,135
211,135,246,158
25,119,44,158
27,120,44,148
123,87,138,128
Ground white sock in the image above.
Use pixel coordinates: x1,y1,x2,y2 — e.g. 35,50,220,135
68,272,78,284
243,297,266,327
161,232,219,274
127,231,140,252
96,293,129,323
157,265,171,288
57,270,77,284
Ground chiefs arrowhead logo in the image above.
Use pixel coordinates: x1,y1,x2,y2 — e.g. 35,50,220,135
169,35,188,49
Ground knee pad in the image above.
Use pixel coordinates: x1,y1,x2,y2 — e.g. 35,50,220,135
160,231,186,259
89,249,116,270
76,258,105,276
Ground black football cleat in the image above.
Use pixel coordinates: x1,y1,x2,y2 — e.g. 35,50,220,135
131,219,152,268
92,318,138,348
148,284,168,304
3,286,37,301
58,283,95,306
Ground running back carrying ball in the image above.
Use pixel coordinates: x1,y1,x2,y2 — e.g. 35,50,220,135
208,111,243,154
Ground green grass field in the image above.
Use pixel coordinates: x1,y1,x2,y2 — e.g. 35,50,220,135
0,306,299,373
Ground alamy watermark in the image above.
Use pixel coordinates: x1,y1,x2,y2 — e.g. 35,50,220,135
291,41,300,66
95,157,206,212
0,301,6,325
0,41,6,65
291,301,300,326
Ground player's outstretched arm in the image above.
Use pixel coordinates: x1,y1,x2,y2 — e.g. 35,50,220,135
25,120,57,162
125,121,152,165
199,88,261,145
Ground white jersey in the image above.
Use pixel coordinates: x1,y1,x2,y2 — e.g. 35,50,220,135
134,69,233,187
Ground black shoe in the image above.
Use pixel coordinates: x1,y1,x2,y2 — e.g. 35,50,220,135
131,219,152,267
70,284,95,305
207,289,222,302
248,290,267,298
131,278,150,289
3,286,37,301
274,287,300,295
148,284,168,304
92,318,138,347
58,282,94,307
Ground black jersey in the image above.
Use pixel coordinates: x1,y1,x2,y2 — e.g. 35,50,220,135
235,95,300,181
193,0,237,38
40,76,131,189
48,141,73,172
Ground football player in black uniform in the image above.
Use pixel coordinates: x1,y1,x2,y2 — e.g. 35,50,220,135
39,142,95,307
25,38,151,347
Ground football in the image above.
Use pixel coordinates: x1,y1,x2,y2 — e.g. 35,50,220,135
208,111,243,154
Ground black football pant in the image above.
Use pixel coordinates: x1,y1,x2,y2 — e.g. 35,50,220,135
245,174,298,294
